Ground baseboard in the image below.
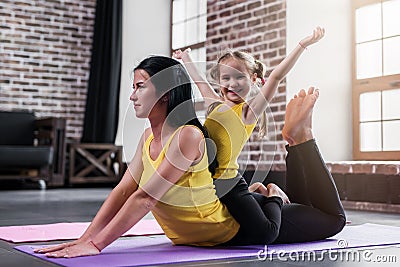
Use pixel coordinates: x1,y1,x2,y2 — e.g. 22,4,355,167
342,200,400,214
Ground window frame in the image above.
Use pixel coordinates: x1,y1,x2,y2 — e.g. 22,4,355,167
170,0,207,54
170,0,208,107
352,0,400,160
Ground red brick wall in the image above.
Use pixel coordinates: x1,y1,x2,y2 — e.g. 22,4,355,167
0,0,96,140
206,0,287,171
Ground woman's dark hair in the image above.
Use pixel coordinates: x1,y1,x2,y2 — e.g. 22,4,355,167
134,56,217,175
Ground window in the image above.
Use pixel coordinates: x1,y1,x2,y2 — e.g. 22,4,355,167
352,0,400,160
171,0,207,102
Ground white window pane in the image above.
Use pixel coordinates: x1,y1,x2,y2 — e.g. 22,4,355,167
186,18,198,46
190,48,199,62
360,122,382,151
356,3,382,43
383,120,400,151
383,36,400,76
189,48,202,101
187,47,206,102
383,89,400,120
192,82,203,101
197,47,207,76
186,0,198,20
197,46,206,63
199,0,207,15
172,23,185,49
198,14,207,43
173,0,185,23
356,41,382,79
196,109,206,124
360,91,381,122
383,0,400,38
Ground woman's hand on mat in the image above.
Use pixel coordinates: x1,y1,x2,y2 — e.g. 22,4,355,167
43,241,100,258
34,240,78,254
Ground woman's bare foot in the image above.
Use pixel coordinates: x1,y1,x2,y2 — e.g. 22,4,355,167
282,87,319,146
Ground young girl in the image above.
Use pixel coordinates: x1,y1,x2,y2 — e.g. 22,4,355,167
174,27,344,244
173,27,324,187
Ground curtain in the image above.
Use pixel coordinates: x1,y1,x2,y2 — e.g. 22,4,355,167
82,0,122,143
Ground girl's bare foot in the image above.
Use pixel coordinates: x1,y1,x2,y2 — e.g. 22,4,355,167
282,87,319,146
249,182,269,195
266,183,290,204
249,182,290,204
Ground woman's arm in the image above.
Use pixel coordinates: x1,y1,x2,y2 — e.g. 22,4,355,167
173,49,223,106
76,141,145,240
245,27,325,122
35,130,147,254
44,126,204,258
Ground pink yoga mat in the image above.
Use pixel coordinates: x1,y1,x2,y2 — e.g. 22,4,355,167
15,223,400,267
0,219,163,243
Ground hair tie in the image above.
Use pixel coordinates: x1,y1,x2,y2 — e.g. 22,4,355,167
261,78,265,85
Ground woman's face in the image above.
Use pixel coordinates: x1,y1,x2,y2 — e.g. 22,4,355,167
130,69,165,119
218,58,254,104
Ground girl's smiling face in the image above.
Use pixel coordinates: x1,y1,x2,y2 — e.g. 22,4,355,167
218,58,255,104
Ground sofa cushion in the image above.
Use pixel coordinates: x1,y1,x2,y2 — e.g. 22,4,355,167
0,146,53,168
0,111,35,145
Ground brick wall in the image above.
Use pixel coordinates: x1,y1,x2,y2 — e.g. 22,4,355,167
206,0,287,171
328,161,400,210
0,0,96,140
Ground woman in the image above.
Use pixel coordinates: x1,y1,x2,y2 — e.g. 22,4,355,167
35,56,242,257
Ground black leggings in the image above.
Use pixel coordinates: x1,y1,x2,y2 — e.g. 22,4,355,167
218,139,346,246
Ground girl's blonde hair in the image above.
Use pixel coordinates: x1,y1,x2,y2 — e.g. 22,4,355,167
208,50,268,139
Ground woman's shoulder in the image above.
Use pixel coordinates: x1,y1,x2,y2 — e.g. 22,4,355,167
175,125,204,143
143,127,152,138
167,125,204,163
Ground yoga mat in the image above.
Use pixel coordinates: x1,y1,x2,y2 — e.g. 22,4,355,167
14,223,400,267
0,219,163,243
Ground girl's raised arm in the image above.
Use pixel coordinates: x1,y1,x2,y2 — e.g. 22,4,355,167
173,49,223,106
246,27,325,121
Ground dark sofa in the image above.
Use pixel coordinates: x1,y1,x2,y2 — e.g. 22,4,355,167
0,111,66,187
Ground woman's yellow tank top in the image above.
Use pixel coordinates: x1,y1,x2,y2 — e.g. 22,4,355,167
139,125,239,246
204,102,256,179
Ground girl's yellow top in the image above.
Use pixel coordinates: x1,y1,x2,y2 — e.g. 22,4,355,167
204,102,256,179
139,125,239,246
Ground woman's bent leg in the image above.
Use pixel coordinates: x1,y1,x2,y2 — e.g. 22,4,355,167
276,88,346,243
285,146,311,205
290,139,345,217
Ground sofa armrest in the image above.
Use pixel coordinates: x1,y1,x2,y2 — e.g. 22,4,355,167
34,117,67,186
34,118,66,145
